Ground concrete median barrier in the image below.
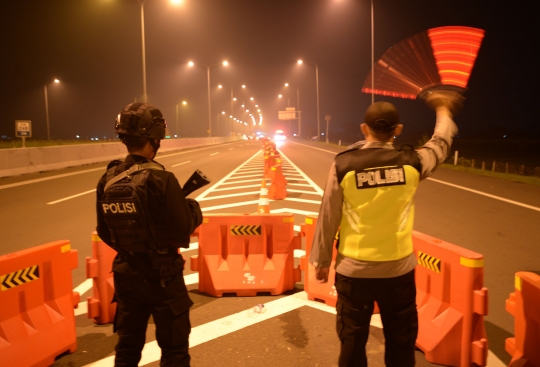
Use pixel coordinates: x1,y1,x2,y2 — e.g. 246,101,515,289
0,136,242,178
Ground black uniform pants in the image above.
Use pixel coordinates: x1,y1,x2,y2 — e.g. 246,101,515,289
335,270,418,367
113,272,192,367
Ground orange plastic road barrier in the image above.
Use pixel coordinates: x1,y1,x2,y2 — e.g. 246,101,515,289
268,165,287,200
86,232,117,325
257,179,271,213
505,272,540,367
0,240,80,367
264,152,279,178
190,213,301,297
413,231,488,367
300,215,338,306
299,215,380,313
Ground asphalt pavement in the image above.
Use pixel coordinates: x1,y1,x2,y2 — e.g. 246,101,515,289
1,139,539,366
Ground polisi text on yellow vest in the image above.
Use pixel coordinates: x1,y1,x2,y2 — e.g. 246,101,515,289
356,167,405,189
102,202,137,214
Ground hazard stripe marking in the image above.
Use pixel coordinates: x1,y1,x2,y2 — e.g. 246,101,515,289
417,251,441,273
0,265,40,291
230,225,262,235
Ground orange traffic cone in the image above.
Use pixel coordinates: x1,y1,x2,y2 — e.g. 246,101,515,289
268,164,287,200
257,179,271,213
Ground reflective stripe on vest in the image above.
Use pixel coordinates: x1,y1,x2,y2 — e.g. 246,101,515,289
338,164,420,261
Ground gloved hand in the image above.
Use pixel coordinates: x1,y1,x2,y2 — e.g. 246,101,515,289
186,198,203,227
424,89,465,116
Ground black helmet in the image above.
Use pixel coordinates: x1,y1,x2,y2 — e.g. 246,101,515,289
115,103,166,140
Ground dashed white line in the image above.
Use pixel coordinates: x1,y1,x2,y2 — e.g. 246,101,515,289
47,189,96,205
210,152,219,156
171,160,191,167
427,178,540,212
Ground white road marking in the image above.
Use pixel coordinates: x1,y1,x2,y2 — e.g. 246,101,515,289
219,178,266,185
221,173,262,180
195,150,261,201
47,189,96,205
197,191,260,201
271,208,319,216
1,167,105,190
287,140,338,154
201,200,260,212
81,288,506,367
287,188,323,195
0,144,241,190
210,152,219,156
83,292,385,367
427,178,540,212
211,184,262,191
74,278,94,296
278,149,324,195
228,148,234,150
287,183,315,188
171,160,191,167
284,198,322,204
288,140,540,213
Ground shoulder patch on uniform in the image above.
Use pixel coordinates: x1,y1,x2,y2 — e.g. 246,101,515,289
107,159,123,169
355,165,406,189
336,148,358,158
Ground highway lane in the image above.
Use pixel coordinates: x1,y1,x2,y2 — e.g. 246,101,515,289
2,138,539,365
0,140,261,286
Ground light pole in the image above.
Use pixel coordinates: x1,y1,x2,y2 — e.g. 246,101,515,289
188,60,228,137
284,83,301,137
137,0,184,103
44,78,60,140
219,84,246,135
175,100,187,137
297,60,320,140
371,0,375,104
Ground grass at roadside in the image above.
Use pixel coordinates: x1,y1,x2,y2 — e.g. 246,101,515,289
308,140,540,187
440,163,540,186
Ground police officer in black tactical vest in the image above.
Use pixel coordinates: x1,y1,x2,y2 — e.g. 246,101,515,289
96,102,202,367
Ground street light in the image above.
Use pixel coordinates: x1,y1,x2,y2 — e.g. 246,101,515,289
218,84,246,135
136,0,184,102
284,82,302,137
297,59,320,139
44,78,60,140
188,60,228,137
175,100,187,137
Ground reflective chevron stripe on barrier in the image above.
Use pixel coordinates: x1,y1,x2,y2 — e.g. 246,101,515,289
86,232,117,325
413,231,488,367
505,271,540,367
0,240,80,367
191,213,301,297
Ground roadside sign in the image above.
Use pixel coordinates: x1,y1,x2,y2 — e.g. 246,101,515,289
15,120,32,138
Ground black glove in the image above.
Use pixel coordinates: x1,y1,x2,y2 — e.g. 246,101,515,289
186,198,203,227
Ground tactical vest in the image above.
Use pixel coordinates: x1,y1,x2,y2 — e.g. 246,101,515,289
100,162,164,253
335,147,421,262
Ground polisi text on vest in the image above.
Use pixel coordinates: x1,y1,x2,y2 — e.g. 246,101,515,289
356,167,405,189
102,202,137,214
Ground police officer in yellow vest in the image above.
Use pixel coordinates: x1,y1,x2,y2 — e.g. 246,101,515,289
309,90,463,367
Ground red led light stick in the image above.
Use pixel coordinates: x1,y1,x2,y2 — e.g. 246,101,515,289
362,26,485,100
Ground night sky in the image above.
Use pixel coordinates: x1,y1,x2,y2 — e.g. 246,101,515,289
2,0,539,145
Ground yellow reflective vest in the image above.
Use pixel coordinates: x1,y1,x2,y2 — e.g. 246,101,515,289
335,147,421,262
